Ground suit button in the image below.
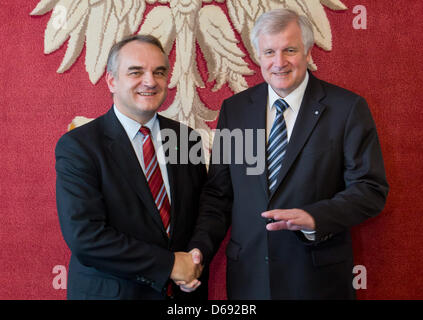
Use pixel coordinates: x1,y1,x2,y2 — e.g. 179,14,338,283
137,276,148,284
265,256,269,263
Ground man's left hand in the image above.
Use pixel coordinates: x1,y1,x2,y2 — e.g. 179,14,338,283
174,249,203,293
261,209,315,231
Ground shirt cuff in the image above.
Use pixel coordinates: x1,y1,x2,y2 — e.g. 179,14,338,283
301,230,316,241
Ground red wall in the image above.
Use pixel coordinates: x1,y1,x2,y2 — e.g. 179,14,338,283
1,0,422,299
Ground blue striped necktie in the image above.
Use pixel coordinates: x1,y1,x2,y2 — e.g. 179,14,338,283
267,98,289,194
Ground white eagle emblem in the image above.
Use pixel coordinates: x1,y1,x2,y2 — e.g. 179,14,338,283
31,0,347,150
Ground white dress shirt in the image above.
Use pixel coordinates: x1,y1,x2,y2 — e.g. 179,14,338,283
266,73,315,240
266,72,309,143
114,105,171,203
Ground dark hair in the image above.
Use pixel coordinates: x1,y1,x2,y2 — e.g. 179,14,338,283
106,34,168,76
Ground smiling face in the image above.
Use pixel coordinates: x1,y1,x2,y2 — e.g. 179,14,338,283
257,20,311,98
106,41,169,124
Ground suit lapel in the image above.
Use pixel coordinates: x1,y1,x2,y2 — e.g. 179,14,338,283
269,74,327,201
248,83,270,202
102,108,167,235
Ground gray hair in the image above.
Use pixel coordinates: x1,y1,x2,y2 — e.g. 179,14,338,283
106,34,169,77
250,8,315,54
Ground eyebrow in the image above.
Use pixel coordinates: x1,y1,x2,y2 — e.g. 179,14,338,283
127,66,168,72
127,66,143,71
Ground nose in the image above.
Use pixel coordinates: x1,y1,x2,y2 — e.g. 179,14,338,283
274,51,287,68
142,71,157,88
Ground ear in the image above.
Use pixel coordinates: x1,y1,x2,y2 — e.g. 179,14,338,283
105,72,117,94
306,47,312,63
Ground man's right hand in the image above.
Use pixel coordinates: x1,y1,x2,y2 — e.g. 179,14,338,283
170,249,203,284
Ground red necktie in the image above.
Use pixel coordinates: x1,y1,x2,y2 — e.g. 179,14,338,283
139,126,171,236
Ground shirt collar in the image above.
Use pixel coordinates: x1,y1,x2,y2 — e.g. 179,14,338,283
113,105,158,140
268,71,309,114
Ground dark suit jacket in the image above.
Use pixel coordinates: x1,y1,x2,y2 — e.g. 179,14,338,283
189,73,389,299
55,107,207,300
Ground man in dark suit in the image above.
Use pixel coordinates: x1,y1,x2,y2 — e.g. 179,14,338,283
55,35,207,300
185,9,389,299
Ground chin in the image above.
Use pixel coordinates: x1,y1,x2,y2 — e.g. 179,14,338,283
273,84,291,92
138,105,161,113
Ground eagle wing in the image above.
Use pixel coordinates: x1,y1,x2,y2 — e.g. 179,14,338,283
197,5,254,93
137,5,176,55
31,0,148,84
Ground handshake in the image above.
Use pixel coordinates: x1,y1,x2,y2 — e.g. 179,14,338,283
170,248,204,292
